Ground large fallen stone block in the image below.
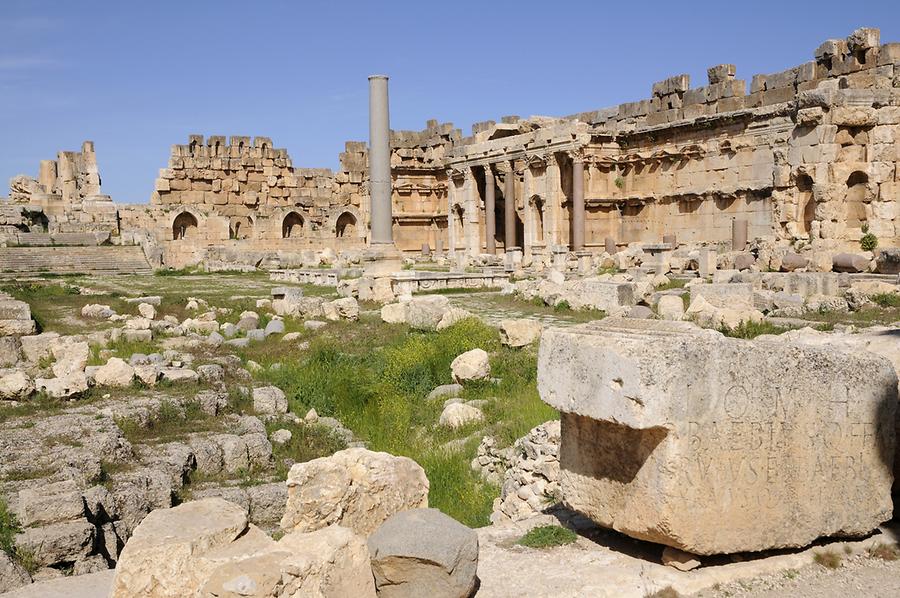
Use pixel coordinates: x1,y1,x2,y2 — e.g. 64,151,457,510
201,524,375,598
563,279,635,312
368,508,479,598
110,498,253,598
281,448,429,535
537,317,897,555
689,282,754,310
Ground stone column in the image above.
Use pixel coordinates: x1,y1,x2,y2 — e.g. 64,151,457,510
571,152,585,251
484,164,496,254
504,161,516,250
368,75,393,245
38,160,57,194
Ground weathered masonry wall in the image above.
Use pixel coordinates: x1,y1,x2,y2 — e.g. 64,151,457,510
446,27,900,259
4,27,898,269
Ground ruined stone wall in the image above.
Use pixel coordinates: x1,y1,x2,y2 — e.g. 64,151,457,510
3,141,118,240
390,120,457,252
445,27,900,258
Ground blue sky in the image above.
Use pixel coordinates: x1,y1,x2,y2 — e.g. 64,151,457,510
2,0,899,203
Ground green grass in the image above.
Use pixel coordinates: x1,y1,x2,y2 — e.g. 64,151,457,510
0,496,21,557
871,293,900,308
516,525,578,548
245,315,557,527
88,336,160,366
114,398,220,444
266,420,348,479
802,305,900,328
490,293,605,323
718,320,789,339
654,278,688,292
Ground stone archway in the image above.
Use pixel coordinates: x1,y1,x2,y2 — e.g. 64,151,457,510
845,171,869,229
530,195,545,243
796,174,815,234
172,211,198,240
336,212,357,238
282,212,305,238
229,216,253,240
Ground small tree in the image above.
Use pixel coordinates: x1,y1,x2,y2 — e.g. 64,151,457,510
860,223,878,252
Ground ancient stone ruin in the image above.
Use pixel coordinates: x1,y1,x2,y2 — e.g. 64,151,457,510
2,23,900,598
538,317,897,554
0,27,897,274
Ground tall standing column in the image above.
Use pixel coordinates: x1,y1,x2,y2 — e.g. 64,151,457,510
572,153,585,251
504,161,516,250
484,164,496,254
368,75,393,245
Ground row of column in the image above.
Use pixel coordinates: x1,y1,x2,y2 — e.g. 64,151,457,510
479,154,585,254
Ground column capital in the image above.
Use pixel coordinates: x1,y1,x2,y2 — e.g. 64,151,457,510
567,148,585,163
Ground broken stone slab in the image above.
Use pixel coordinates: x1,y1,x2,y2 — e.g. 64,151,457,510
689,282,754,310
537,317,897,555
564,279,635,312
281,448,429,536
451,349,490,382
499,319,543,348
427,383,463,401
833,252,871,273
368,508,479,598
875,248,900,275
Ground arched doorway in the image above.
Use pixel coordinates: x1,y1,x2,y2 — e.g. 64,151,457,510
531,196,545,243
172,212,198,240
796,174,815,234
336,212,357,238
845,171,869,229
282,212,304,238
229,216,253,240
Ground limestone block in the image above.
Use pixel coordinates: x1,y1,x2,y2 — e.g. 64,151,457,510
16,518,94,567
657,295,685,321
94,357,135,387
201,525,376,598
833,252,871,273
16,481,85,527
564,279,636,312
439,402,484,429
689,282,754,310
499,319,543,347
537,318,897,555
451,349,490,382
368,508,479,598
381,302,407,324
252,385,288,414
0,369,33,399
281,448,429,535
110,498,251,598
0,551,30,593
405,295,451,330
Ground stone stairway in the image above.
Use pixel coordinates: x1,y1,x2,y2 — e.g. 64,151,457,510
0,245,153,276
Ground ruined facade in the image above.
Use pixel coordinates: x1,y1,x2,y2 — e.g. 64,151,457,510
447,27,900,261
1,141,118,245
3,27,899,268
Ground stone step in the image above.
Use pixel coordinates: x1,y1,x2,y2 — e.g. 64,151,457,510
0,246,152,276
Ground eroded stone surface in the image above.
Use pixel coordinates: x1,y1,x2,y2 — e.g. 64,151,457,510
537,317,897,554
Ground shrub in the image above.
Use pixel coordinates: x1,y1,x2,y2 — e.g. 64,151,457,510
614,176,626,189
718,320,788,339
554,300,572,312
868,543,900,561
516,525,578,548
871,293,900,308
860,224,878,252
645,588,681,598
813,550,842,569
0,497,21,557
